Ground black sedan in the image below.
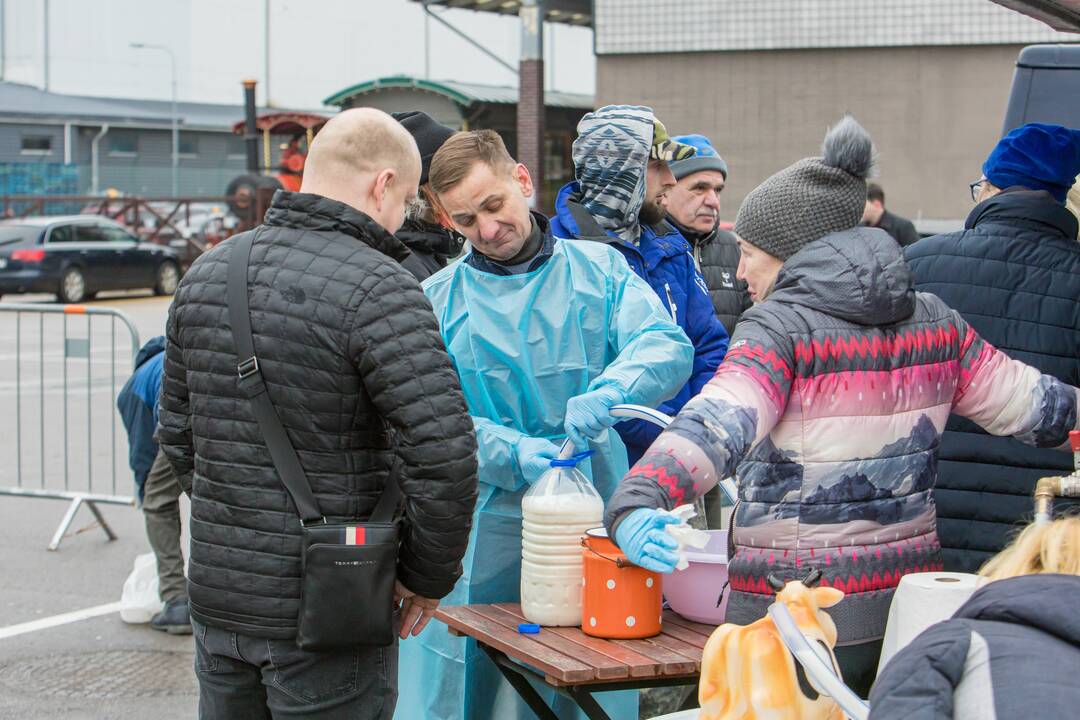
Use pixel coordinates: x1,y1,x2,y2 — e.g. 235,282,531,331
0,216,181,303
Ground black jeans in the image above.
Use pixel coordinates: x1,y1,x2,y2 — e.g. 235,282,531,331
193,618,398,719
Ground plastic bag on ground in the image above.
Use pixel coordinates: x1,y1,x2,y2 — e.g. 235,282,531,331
119,552,163,624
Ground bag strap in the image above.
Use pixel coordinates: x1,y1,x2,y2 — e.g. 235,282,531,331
227,230,400,525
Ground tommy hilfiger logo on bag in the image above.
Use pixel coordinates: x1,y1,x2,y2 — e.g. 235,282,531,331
342,526,367,545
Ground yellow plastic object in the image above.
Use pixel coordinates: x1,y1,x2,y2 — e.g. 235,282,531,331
698,580,845,720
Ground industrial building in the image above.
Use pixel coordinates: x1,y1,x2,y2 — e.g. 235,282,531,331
0,81,276,197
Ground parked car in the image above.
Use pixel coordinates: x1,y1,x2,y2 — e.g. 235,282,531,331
0,216,181,303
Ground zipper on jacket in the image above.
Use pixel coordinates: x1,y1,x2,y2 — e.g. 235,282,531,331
664,282,678,324
728,497,737,558
693,242,702,271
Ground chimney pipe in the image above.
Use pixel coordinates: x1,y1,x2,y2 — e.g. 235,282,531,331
242,79,259,175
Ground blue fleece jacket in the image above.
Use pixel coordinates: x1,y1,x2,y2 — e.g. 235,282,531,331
116,336,165,501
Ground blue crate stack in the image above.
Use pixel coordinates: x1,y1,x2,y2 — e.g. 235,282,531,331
0,162,80,215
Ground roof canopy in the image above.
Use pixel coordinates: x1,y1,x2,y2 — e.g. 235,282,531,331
412,0,591,26
323,75,593,110
230,112,330,135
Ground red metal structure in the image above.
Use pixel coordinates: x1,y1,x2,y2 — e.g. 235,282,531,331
230,112,328,192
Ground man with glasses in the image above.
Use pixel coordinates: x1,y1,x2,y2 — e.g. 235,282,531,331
906,122,1080,573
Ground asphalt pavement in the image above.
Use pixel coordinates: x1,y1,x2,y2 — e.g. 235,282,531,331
0,291,197,719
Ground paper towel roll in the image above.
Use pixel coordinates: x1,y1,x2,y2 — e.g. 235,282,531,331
876,572,981,676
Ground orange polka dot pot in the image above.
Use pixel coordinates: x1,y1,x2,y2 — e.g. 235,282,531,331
581,528,663,639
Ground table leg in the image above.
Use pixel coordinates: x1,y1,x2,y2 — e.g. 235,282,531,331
480,645,561,720
678,685,700,711
565,686,614,720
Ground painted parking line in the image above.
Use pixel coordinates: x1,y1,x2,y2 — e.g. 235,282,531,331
0,601,122,640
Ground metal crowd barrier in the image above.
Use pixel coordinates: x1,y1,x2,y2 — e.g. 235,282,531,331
0,303,141,550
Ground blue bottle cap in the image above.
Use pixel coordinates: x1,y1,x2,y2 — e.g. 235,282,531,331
549,450,596,468
518,623,541,634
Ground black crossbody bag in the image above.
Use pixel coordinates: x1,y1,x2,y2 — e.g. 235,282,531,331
227,230,400,650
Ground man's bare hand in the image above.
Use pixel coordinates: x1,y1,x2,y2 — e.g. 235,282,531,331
394,580,440,640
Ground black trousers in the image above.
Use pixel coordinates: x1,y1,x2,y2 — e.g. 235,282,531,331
835,639,884,699
193,618,398,720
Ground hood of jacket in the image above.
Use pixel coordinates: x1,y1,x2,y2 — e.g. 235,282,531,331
552,181,692,263
134,335,166,370
767,226,915,326
263,190,410,263
570,105,655,244
396,218,465,259
966,188,1079,240
956,574,1080,647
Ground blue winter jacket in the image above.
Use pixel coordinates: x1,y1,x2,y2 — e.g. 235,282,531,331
550,181,729,461
116,336,165,501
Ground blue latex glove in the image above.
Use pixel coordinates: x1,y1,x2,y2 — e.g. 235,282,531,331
564,386,624,452
613,508,681,574
516,436,561,485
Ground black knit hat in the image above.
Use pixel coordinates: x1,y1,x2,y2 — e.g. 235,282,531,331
392,111,457,186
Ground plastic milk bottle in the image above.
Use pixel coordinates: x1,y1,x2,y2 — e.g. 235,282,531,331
520,453,603,626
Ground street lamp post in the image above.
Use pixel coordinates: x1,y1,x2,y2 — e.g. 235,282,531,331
130,42,178,196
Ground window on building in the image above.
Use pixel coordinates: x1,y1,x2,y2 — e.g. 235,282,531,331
108,131,139,156
544,133,572,182
226,134,248,160
21,135,53,155
178,132,198,157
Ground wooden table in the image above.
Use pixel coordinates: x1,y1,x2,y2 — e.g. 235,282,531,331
435,603,715,720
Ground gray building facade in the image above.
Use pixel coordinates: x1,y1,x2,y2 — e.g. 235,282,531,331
0,82,293,198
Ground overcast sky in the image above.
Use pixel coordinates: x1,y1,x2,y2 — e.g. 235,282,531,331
1,0,597,108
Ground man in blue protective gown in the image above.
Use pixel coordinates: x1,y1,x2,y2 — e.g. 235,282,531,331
393,129,694,720
550,106,730,465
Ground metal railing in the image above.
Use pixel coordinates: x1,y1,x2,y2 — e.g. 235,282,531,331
0,303,141,550
0,193,268,267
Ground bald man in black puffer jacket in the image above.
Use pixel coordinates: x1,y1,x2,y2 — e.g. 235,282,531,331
158,108,477,720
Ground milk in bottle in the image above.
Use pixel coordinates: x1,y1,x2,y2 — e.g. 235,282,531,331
520,453,603,626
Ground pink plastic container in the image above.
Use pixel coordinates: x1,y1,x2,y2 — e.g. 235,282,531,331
662,530,729,625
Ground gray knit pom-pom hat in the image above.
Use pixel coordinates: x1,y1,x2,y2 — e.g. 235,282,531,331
734,115,876,260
